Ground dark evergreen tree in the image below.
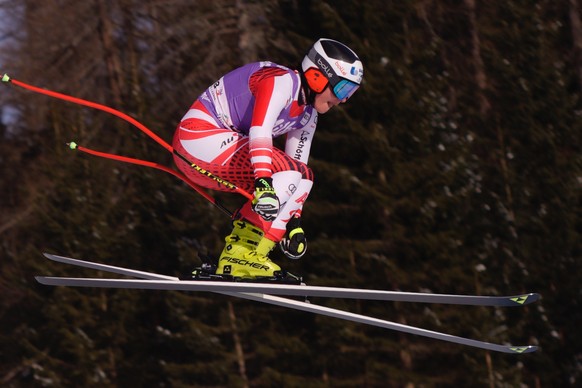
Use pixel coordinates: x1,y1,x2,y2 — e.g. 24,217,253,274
0,0,579,386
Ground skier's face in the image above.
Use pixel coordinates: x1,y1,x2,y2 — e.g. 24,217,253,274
313,85,346,114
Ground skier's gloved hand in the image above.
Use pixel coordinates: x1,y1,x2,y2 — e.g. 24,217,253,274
251,177,279,221
279,216,307,259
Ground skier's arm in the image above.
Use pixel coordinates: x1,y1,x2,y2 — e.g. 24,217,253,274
248,71,293,220
284,113,317,165
248,72,293,179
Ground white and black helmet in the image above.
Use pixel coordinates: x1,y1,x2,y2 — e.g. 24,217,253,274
301,38,364,100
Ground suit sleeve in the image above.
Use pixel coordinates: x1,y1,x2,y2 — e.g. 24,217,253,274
284,111,317,165
248,73,293,179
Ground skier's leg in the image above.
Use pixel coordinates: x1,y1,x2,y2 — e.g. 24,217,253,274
172,100,254,192
214,168,312,275
172,105,312,276
235,155,313,259
275,177,313,259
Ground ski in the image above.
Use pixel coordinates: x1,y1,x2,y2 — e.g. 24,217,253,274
40,254,539,307
37,253,539,353
220,292,537,354
36,276,540,307
42,253,177,281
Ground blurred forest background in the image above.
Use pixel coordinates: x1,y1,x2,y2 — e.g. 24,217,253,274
0,0,580,387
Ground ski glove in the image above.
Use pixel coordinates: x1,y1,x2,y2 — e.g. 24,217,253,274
251,177,280,221
279,216,307,259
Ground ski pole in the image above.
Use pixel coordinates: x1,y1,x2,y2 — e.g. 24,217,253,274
1,73,253,201
67,142,234,217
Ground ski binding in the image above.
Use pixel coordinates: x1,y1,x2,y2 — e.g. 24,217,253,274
181,253,303,285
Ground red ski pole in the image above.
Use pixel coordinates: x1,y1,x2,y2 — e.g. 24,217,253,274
67,142,234,217
1,73,253,202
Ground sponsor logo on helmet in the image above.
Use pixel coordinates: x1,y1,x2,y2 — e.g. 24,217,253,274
335,61,347,76
317,58,333,78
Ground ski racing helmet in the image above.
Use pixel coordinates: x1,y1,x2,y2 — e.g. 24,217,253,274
301,38,363,100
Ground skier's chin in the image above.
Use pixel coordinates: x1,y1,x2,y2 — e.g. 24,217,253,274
315,103,333,114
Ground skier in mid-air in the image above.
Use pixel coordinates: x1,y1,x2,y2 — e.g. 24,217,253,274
172,38,364,279
5,35,538,355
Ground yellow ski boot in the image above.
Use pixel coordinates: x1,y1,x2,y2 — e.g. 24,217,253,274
216,221,281,279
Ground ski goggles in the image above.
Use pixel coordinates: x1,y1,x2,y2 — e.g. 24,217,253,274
332,79,360,100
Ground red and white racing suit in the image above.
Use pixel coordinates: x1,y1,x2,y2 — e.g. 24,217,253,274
172,61,317,242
